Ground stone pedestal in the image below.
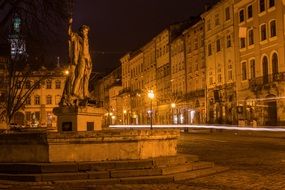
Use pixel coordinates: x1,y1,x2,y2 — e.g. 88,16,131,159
0,129,180,162
53,106,105,132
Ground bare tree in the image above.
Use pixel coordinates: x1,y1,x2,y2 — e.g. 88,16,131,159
0,57,52,128
0,0,71,45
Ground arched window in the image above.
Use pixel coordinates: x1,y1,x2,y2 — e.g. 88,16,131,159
270,20,276,37
262,56,269,83
272,53,278,81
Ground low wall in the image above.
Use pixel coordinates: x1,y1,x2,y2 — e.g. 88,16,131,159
0,129,180,163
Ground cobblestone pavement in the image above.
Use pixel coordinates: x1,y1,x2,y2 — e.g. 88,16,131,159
1,132,285,190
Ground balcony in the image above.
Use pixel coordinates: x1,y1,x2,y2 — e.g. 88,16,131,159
249,72,285,91
186,89,205,99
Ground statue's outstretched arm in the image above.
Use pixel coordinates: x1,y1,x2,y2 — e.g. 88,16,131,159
68,18,73,36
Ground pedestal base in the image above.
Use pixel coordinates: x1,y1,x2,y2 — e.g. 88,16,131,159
0,129,180,162
53,106,105,132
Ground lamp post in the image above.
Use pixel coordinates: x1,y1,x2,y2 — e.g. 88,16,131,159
123,110,127,124
171,103,176,124
148,90,154,129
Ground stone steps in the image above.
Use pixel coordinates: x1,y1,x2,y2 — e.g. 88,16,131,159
0,154,228,185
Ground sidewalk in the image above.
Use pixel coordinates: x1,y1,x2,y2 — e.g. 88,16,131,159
185,126,285,139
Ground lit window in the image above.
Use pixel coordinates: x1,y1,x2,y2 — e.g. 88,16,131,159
34,96,40,105
55,80,61,89
46,80,52,89
46,95,52,105
26,96,31,105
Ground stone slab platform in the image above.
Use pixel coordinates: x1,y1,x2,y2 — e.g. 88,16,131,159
0,129,180,163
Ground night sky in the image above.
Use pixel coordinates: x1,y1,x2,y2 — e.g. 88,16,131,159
62,0,218,73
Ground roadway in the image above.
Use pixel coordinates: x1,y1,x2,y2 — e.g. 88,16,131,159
177,130,285,189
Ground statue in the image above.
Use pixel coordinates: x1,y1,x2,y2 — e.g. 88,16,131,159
60,18,92,106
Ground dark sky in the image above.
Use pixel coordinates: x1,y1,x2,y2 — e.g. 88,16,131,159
67,0,218,73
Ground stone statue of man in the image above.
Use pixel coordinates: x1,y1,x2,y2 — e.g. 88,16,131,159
61,18,92,105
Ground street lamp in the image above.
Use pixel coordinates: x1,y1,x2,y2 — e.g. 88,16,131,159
148,90,154,129
171,103,176,124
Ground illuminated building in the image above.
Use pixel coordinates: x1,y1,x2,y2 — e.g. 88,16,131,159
184,20,207,124
234,0,284,126
202,0,237,124
12,67,66,128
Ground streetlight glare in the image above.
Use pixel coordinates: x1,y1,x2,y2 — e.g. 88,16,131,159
148,90,154,99
64,70,69,75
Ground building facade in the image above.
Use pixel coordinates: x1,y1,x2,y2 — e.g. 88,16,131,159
202,0,237,124
98,0,285,127
234,0,285,126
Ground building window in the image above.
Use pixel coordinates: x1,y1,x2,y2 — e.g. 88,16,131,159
34,96,40,105
25,80,31,89
16,81,21,89
248,29,254,45
242,62,247,80
226,35,231,48
269,0,275,8
216,39,221,52
225,7,230,21
250,59,256,79
26,96,31,105
262,56,269,83
239,9,245,23
55,95,61,105
46,80,52,89
34,82,40,89
55,80,61,89
208,44,212,56
26,112,31,122
260,24,267,41
270,20,276,37
240,38,246,48
207,20,211,31
272,53,278,75
228,65,233,81
46,95,52,105
259,0,265,13
215,14,220,26
218,74,222,83
247,5,253,19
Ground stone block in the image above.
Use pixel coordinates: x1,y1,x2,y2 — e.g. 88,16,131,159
110,168,162,178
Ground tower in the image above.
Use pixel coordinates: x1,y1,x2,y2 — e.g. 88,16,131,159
8,13,26,60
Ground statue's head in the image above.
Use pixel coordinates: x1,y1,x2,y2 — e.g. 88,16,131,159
79,25,90,37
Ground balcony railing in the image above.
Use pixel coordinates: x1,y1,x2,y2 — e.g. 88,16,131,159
186,89,205,99
249,72,285,91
